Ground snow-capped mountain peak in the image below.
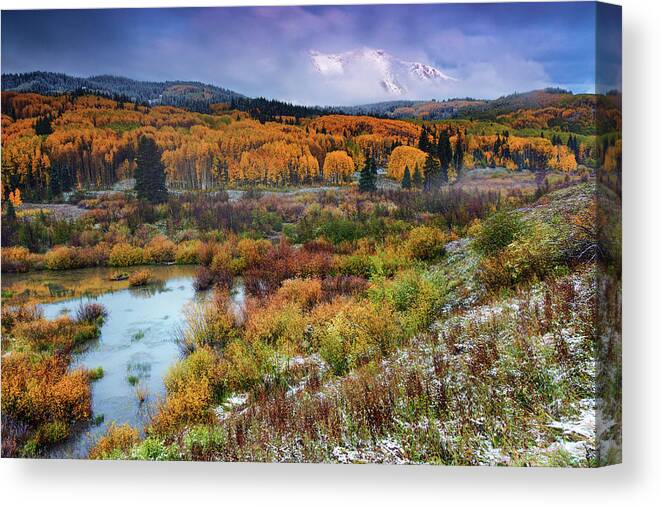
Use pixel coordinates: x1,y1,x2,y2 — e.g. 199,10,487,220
309,47,456,96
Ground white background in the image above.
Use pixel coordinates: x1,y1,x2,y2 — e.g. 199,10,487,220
0,0,658,505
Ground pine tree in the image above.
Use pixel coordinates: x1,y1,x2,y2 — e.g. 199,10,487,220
412,163,423,188
135,135,168,203
358,155,376,193
453,131,464,181
35,115,53,136
401,165,412,190
418,127,430,153
49,164,62,199
437,130,453,179
423,154,441,192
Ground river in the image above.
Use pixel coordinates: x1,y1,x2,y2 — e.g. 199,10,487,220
2,265,244,458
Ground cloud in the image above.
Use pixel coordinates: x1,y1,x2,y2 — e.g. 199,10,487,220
1,4,619,105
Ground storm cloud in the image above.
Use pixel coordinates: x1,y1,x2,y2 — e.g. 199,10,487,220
1,3,621,106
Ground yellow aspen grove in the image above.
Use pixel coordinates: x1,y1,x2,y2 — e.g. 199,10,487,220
387,145,427,180
322,150,355,183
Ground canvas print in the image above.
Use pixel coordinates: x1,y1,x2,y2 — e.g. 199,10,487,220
0,2,621,466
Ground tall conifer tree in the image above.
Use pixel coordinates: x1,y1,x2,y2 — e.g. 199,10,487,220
135,135,168,203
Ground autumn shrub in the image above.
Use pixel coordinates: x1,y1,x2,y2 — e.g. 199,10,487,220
196,241,218,266
294,249,333,278
83,243,111,266
11,316,99,353
274,278,322,309
88,423,140,459
477,254,512,290
149,378,216,436
244,240,331,296
109,242,145,267
179,290,241,352
369,250,410,277
466,218,482,237
128,269,153,287
1,353,91,426
1,246,34,272
165,347,225,403
1,303,42,336
193,266,215,291
218,339,275,392
35,420,70,446
75,302,108,324
405,226,447,261
336,254,374,278
308,296,353,329
210,242,235,273
44,245,80,270
78,229,102,247
236,238,271,269
175,239,202,264
302,238,335,254
321,275,370,299
144,235,176,264
472,210,523,257
477,222,563,290
373,269,447,336
316,300,401,375
41,244,109,270
244,301,307,355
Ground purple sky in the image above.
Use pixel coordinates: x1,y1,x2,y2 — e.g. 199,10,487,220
1,3,621,105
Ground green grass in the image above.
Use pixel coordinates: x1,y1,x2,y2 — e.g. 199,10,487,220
104,121,140,133
89,366,104,381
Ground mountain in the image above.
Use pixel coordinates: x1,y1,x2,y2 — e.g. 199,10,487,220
338,88,602,121
1,71,244,110
309,48,456,97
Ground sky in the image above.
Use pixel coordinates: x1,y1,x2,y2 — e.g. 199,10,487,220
1,3,622,106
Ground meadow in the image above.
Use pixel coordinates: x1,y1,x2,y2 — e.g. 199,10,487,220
0,90,621,465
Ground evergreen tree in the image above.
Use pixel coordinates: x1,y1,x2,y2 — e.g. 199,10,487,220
135,135,168,203
401,165,412,190
358,155,376,193
437,130,453,177
418,127,430,153
453,131,464,181
567,135,580,159
370,155,378,177
35,115,53,136
423,154,441,192
48,164,62,199
412,163,423,188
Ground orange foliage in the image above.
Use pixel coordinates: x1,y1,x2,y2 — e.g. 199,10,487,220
88,423,140,459
1,353,91,425
309,115,420,142
387,146,427,180
322,150,355,183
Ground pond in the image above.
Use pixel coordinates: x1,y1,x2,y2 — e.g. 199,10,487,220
2,265,244,459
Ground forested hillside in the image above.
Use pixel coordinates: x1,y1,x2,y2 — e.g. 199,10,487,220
345,89,622,136
1,91,620,202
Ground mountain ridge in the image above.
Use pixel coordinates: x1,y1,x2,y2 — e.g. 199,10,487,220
2,71,620,122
